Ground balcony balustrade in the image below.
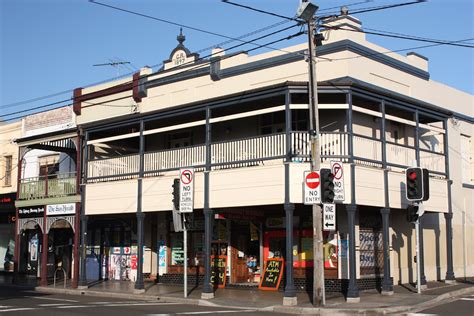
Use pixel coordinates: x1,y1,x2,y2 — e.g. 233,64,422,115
18,172,77,200
86,131,446,183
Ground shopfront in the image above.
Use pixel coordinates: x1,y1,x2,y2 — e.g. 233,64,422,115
0,193,16,272
162,206,343,289
17,206,44,277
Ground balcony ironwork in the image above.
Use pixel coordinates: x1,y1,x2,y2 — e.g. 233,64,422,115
18,172,77,200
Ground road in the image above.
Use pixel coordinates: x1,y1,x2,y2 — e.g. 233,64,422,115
0,286,285,316
408,293,474,316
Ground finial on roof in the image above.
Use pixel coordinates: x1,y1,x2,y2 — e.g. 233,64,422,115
340,6,349,15
177,28,185,45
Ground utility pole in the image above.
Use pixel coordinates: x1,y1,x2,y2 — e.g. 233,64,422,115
304,5,325,307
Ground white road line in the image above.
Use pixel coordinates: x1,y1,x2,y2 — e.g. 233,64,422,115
460,297,474,301
405,313,438,316
102,303,180,307
0,306,13,309
38,303,71,307
176,310,257,315
0,308,37,313
55,305,90,309
25,296,79,303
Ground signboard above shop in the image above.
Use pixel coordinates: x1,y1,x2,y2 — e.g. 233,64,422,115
46,203,76,216
18,207,44,218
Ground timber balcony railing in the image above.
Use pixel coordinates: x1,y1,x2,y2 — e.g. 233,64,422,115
86,131,446,183
18,172,77,200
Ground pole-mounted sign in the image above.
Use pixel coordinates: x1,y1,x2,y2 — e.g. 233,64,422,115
304,170,321,204
330,161,345,202
179,168,194,213
323,203,336,231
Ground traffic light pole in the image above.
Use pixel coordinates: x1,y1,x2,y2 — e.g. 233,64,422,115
307,17,325,307
415,207,421,294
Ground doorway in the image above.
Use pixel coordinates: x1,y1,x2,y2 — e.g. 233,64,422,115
230,220,260,284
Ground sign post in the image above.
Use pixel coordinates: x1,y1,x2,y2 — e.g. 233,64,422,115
330,161,345,202
179,168,195,298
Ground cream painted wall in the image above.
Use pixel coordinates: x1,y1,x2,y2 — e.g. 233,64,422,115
86,179,137,215
0,121,20,193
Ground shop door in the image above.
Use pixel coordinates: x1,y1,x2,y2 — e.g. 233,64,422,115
231,222,249,283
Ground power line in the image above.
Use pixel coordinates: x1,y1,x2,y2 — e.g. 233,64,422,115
321,24,474,48
319,38,474,62
318,0,374,12
1,17,297,111
89,0,299,53
320,0,426,18
221,0,298,21
1,28,305,122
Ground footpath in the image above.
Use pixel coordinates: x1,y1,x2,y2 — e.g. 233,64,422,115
1,273,473,315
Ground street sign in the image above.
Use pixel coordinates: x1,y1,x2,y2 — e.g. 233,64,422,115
179,168,194,213
331,161,345,202
323,203,336,231
304,171,321,204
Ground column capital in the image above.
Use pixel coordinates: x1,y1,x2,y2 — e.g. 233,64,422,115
444,212,453,220
380,207,391,215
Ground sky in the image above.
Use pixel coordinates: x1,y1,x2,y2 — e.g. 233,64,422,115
0,0,473,120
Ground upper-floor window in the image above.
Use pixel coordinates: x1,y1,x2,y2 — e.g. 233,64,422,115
461,134,472,184
39,154,60,178
3,156,12,186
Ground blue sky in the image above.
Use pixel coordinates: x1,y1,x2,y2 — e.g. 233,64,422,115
1,0,473,119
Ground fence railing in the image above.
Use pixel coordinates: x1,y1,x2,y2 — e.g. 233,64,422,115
19,173,77,200
85,131,446,182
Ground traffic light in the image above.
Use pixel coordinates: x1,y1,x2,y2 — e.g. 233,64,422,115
406,167,423,201
407,205,419,223
320,168,335,203
172,178,180,210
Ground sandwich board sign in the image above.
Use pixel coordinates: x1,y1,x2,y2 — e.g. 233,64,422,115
330,161,345,202
179,168,194,213
304,171,321,204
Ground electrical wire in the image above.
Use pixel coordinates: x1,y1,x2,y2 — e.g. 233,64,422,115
221,0,298,21
320,0,426,17
1,17,297,111
1,29,305,121
321,24,474,48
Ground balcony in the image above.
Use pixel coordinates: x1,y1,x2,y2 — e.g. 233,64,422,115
18,172,77,201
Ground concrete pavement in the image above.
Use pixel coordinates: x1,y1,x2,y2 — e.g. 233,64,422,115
2,272,473,315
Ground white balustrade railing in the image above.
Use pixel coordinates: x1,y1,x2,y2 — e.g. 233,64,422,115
386,143,416,167
86,132,446,182
144,145,206,172
88,154,140,179
420,150,445,174
353,135,382,166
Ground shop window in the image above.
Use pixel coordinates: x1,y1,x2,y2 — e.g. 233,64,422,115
170,233,184,265
3,156,12,186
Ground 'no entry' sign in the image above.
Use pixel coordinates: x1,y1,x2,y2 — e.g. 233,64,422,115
304,171,321,204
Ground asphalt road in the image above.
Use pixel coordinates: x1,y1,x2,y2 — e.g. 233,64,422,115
0,286,285,316
409,293,474,316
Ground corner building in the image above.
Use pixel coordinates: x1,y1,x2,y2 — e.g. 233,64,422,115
73,15,474,301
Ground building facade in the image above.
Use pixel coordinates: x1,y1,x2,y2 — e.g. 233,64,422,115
13,15,474,302
14,106,81,287
0,121,21,272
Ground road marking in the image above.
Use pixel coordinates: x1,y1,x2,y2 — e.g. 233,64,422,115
103,303,180,307
176,310,257,315
38,303,71,307
55,305,90,309
26,296,79,302
0,308,37,313
460,297,474,301
406,314,438,316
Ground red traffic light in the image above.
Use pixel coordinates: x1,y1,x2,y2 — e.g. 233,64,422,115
408,171,417,180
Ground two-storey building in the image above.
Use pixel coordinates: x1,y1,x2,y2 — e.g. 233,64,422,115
13,106,81,287
47,14,473,303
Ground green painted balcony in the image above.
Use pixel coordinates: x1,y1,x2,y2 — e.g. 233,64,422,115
18,172,77,201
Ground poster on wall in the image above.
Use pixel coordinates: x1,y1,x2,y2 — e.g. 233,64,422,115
158,241,167,275
29,235,39,262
